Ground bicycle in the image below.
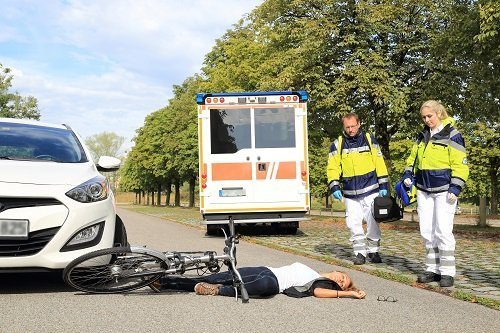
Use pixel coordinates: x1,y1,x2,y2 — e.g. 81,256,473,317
63,217,250,303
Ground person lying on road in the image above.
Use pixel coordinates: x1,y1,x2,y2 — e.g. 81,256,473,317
150,262,366,299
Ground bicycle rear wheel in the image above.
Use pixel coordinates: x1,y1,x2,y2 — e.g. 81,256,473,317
63,247,166,294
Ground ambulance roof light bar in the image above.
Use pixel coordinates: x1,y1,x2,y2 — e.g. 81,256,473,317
196,90,308,105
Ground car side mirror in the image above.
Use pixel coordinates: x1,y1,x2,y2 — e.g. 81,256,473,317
96,156,121,172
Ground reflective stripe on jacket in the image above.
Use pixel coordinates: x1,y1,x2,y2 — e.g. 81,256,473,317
403,117,469,196
327,130,389,199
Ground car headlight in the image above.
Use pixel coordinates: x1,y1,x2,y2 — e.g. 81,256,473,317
65,176,109,203
60,222,105,252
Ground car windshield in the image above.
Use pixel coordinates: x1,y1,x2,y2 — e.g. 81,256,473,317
0,122,88,163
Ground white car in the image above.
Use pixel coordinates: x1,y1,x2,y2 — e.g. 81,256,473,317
0,118,126,271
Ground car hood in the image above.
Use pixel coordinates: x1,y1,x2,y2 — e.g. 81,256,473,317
0,160,98,186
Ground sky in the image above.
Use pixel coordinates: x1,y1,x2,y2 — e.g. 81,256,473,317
0,0,263,153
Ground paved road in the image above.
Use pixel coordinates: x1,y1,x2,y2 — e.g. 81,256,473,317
0,208,498,333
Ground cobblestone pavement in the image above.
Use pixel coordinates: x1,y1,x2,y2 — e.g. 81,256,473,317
247,218,499,303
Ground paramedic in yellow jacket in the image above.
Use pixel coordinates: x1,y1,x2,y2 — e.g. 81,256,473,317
327,113,389,265
402,100,469,288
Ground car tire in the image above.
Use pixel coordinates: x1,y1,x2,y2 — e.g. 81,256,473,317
113,215,128,247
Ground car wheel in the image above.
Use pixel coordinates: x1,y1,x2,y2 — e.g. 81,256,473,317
113,215,128,247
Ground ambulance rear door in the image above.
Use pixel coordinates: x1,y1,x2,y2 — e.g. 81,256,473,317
197,91,309,214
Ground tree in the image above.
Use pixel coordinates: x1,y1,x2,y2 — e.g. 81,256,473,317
0,63,40,119
85,132,125,192
85,132,126,161
163,76,203,207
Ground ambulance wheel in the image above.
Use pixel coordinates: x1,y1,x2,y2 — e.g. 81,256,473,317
283,226,298,235
271,222,298,235
206,224,225,236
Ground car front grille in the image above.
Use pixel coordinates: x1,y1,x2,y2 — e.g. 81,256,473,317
0,227,60,257
0,197,63,213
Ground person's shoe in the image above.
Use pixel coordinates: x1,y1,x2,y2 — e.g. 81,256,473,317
194,282,221,296
439,275,454,287
148,279,162,293
368,252,382,263
417,271,441,283
353,253,366,265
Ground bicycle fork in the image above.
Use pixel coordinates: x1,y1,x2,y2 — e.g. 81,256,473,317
225,217,249,303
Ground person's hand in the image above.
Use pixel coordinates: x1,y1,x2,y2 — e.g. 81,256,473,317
379,189,388,197
351,290,366,299
403,178,413,187
447,192,457,203
332,190,343,200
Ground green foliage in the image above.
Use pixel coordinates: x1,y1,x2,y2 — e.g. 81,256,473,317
119,76,203,197
0,63,40,120
124,0,498,212
308,130,331,199
84,132,125,162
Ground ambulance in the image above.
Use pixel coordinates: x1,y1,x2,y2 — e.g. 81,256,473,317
196,91,310,235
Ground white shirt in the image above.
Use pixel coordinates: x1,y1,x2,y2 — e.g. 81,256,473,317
430,123,444,137
268,262,321,292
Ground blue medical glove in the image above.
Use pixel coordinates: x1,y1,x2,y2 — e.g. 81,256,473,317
332,190,343,200
379,189,388,197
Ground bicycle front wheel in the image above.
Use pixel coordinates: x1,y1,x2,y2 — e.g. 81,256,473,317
63,247,166,294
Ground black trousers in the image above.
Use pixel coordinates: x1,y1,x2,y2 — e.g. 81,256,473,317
159,266,280,298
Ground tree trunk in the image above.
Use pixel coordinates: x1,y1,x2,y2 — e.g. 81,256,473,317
174,179,181,207
146,192,150,206
489,161,498,215
142,191,145,205
372,104,393,174
165,181,172,206
478,196,487,227
157,184,162,206
325,192,330,209
188,176,195,208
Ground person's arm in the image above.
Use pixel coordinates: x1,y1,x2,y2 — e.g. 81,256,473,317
448,131,469,197
313,288,366,299
327,138,342,195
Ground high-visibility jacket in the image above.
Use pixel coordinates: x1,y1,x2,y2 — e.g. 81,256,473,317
327,130,389,199
403,117,469,196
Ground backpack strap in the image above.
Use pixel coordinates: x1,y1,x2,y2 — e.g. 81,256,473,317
282,277,341,298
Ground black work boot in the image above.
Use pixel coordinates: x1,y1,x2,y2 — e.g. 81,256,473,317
353,253,366,265
368,252,382,263
417,271,441,283
439,275,454,287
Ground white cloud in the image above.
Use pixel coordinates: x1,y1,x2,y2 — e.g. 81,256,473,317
1,0,263,153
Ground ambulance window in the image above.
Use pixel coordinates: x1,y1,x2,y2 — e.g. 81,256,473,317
210,108,251,154
255,107,296,148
